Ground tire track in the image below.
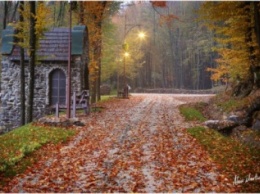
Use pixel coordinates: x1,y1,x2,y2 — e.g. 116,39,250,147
5,94,236,193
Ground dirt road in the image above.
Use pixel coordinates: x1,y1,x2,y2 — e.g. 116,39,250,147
6,94,236,192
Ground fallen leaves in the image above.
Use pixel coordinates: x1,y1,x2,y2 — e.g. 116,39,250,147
3,94,237,193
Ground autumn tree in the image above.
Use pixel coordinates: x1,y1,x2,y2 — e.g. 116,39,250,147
199,2,260,97
82,2,107,103
12,1,51,123
76,1,120,102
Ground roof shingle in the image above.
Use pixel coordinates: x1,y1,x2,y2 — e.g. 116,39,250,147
2,25,86,62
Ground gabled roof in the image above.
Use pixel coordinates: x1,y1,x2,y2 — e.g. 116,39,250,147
1,25,87,62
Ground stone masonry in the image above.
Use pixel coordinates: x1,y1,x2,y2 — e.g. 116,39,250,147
0,57,82,134
0,25,88,134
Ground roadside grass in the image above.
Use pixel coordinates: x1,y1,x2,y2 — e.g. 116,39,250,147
214,92,249,113
216,98,242,112
100,94,116,102
179,103,260,192
0,124,75,187
179,106,207,122
187,126,260,192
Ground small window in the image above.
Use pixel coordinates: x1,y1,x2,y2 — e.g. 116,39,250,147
50,69,66,105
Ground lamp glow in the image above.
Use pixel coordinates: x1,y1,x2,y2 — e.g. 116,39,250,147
124,52,130,57
138,32,146,39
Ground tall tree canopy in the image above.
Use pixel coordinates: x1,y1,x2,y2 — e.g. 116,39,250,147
199,2,260,97
12,1,52,123
76,1,120,102
101,1,215,90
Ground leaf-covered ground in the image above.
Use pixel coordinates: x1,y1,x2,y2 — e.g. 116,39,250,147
2,94,238,192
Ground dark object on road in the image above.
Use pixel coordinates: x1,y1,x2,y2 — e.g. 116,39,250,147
100,84,111,95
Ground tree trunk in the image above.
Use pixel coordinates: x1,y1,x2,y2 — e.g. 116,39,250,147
91,79,97,103
3,1,8,29
19,1,25,125
83,26,90,91
57,2,65,27
91,38,100,103
254,2,260,49
253,2,260,88
97,54,101,101
168,27,175,88
97,28,102,101
90,2,107,102
77,4,89,91
96,2,107,101
79,1,85,24
27,1,36,123
10,2,19,22
232,2,255,97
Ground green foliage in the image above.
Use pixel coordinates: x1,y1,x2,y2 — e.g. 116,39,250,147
217,98,239,112
187,126,205,135
101,17,120,82
0,124,75,172
100,95,113,102
179,106,206,122
187,127,260,192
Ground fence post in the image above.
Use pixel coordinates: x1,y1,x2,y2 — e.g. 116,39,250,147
72,91,76,118
55,103,59,118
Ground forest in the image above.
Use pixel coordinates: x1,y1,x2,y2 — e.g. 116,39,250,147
101,1,215,91
0,2,260,192
0,1,260,100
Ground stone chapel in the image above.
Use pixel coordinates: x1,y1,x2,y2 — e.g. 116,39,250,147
0,25,88,133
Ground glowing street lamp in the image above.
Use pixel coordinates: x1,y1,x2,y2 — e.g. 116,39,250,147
121,32,146,98
119,14,147,98
123,51,130,98
138,32,146,39
124,52,130,57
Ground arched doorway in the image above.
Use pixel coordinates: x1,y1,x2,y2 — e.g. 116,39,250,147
50,69,66,105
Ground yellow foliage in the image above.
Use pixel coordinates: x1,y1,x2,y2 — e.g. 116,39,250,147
76,2,110,85
12,2,52,51
199,2,260,83
35,2,53,38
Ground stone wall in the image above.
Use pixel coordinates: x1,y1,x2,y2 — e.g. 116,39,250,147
0,57,82,134
133,88,216,94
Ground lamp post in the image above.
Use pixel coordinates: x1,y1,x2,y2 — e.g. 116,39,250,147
123,51,129,98
121,21,146,98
